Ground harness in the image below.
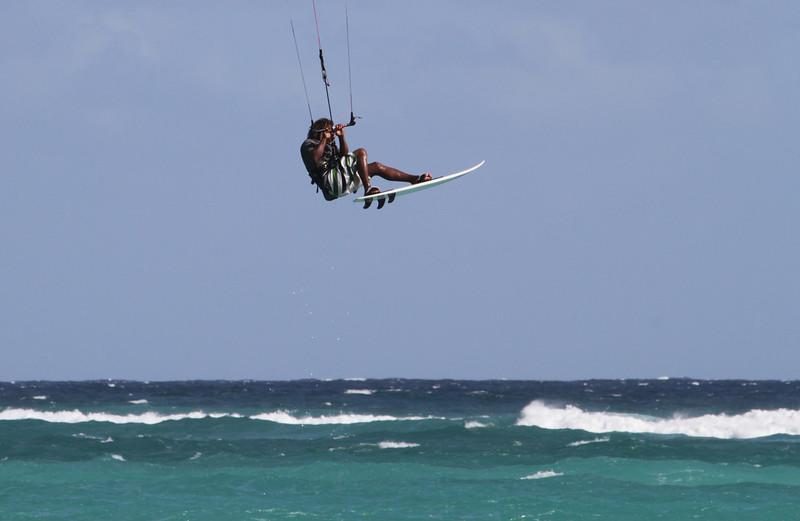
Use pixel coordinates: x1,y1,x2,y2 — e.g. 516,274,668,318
309,169,337,201
306,138,341,201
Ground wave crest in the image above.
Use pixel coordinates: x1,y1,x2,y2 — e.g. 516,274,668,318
377,441,420,449
0,409,241,425
517,401,800,439
0,408,434,426
521,470,562,480
250,411,434,425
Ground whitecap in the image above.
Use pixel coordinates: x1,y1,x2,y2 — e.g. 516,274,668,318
465,420,490,429
0,408,234,425
344,389,375,395
378,441,419,449
189,452,202,460
72,433,113,443
128,399,148,405
250,411,435,425
0,408,425,426
517,400,800,439
567,437,610,447
32,396,47,400
521,470,563,480
657,376,670,381
110,454,125,462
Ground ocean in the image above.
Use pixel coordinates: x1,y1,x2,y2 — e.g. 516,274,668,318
1,379,799,520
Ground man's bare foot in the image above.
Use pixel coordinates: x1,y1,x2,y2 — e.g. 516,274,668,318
412,173,432,184
365,186,381,196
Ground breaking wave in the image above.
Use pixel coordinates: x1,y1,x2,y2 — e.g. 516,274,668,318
377,441,420,449
521,470,563,480
567,437,610,447
0,409,240,424
0,408,433,426
250,411,435,425
517,401,800,439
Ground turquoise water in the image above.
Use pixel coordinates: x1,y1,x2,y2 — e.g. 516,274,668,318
2,380,799,520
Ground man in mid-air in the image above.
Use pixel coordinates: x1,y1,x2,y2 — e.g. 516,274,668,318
300,118,431,202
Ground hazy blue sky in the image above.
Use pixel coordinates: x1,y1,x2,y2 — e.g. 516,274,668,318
2,1,799,380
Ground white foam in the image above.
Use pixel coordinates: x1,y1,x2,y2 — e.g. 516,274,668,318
250,411,434,425
189,452,202,460
465,420,491,429
378,441,419,449
657,376,670,381
110,454,125,462
128,399,148,405
344,389,375,395
517,401,800,439
32,396,47,400
567,437,610,447
521,470,563,480
0,408,233,425
0,408,429,426
72,433,113,443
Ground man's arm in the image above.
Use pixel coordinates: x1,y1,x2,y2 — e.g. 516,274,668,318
311,130,333,163
335,124,349,155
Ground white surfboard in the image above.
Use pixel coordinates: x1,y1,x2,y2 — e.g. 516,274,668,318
353,160,485,209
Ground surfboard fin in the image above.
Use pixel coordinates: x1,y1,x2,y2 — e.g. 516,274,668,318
388,193,396,204
377,197,386,210
363,199,372,209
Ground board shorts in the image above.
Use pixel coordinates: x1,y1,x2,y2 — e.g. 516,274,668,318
322,153,361,199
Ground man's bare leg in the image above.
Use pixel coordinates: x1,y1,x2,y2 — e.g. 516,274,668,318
354,148,431,192
353,148,377,194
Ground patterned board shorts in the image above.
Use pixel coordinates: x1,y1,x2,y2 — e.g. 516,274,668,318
322,153,361,199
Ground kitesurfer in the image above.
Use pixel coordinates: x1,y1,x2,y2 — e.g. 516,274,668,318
301,118,432,201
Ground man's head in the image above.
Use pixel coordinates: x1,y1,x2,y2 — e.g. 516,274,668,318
307,118,333,139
